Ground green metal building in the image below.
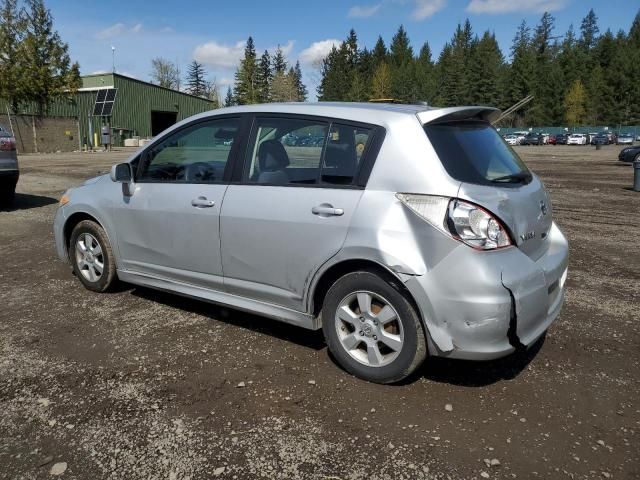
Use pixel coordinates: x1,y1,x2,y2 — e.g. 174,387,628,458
2,73,215,148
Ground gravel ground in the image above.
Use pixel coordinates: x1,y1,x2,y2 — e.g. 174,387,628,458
0,145,638,480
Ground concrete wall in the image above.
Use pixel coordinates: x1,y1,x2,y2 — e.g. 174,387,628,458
0,115,79,154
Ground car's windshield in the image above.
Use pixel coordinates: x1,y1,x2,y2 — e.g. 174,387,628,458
424,121,530,185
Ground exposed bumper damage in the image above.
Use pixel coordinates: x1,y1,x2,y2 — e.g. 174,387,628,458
403,222,569,361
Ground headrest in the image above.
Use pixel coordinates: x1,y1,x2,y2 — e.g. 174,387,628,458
258,140,289,171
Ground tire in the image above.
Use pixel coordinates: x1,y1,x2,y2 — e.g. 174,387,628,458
0,180,16,205
322,271,427,384
635,153,640,162
69,220,117,292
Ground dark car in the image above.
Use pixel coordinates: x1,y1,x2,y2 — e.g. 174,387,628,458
555,133,568,145
592,133,609,146
618,145,640,163
0,128,19,204
521,133,544,145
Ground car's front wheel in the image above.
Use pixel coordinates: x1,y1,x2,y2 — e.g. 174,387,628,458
70,220,117,292
322,271,427,384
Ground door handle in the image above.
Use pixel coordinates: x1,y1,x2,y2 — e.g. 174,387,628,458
312,204,344,217
191,196,215,208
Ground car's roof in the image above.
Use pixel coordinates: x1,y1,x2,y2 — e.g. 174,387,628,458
195,102,499,126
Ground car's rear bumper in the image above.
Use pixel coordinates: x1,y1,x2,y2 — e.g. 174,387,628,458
0,169,19,185
406,222,569,361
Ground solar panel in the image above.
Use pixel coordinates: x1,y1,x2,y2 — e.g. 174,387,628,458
93,89,117,117
93,102,103,116
102,102,114,116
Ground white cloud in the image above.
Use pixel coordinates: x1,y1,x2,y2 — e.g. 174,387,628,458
95,23,125,40
193,40,246,68
412,0,446,20
95,22,144,40
466,0,568,14
270,40,295,58
348,4,382,18
299,39,341,67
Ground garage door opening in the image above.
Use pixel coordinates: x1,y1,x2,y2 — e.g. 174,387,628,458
151,111,178,137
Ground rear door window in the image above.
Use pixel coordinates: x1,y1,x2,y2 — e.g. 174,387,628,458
322,124,372,186
245,117,328,185
424,121,530,186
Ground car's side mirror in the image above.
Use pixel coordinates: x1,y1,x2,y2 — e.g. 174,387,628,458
110,163,132,183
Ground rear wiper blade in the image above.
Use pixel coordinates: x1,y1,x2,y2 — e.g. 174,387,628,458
490,172,532,183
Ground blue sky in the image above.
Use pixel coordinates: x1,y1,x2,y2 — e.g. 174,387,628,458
46,0,637,99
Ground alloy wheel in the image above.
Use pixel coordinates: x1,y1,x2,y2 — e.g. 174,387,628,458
75,233,104,282
334,291,404,367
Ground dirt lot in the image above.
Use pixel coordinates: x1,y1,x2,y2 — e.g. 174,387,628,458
0,145,638,480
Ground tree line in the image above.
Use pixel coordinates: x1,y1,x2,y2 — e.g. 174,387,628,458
318,9,640,127
150,57,224,107
0,0,80,115
228,37,307,106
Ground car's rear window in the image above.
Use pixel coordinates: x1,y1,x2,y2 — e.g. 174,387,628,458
424,121,530,186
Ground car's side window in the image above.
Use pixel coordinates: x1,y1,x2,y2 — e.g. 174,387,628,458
245,118,328,185
322,124,372,186
138,118,240,183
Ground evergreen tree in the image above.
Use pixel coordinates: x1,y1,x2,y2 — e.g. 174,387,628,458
468,32,503,107
272,45,287,74
580,9,600,51
389,25,415,102
224,86,234,107
292,61,307,101
19,0,80,115
185,60,207,97
415,42,436,104
506,21,536,123
0,0,26,112
233,36,258,104
529,12,559,125
372,36,387,65
437,21,475,106
256,50,272,103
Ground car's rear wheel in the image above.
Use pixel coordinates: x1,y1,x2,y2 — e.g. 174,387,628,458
0,183,15,205
322,271,427,384
70,220,117,292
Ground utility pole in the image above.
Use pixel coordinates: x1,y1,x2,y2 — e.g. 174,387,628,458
112,46,116,73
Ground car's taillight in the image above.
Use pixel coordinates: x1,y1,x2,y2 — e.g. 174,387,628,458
0,137,16,151
396,194,513,250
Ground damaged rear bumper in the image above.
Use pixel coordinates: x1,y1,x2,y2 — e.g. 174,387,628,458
405,222,569,361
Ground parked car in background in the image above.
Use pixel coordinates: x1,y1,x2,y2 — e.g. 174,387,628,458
618,145,640,163
555,133,568,145
540,133,550,145
591,133,609,146
503,134,519,146
513,131,528,144
521,133,544,145
605,131,615,144
0,128,19,204
617,133,634,145
52,102,569,384
548,134,557,145
568,133,587,145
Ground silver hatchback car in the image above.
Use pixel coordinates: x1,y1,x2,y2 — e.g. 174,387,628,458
54,103,568,383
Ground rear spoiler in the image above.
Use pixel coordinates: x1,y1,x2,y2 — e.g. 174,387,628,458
417,106,501,126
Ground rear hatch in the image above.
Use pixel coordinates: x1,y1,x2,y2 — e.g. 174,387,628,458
421,111,552,260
